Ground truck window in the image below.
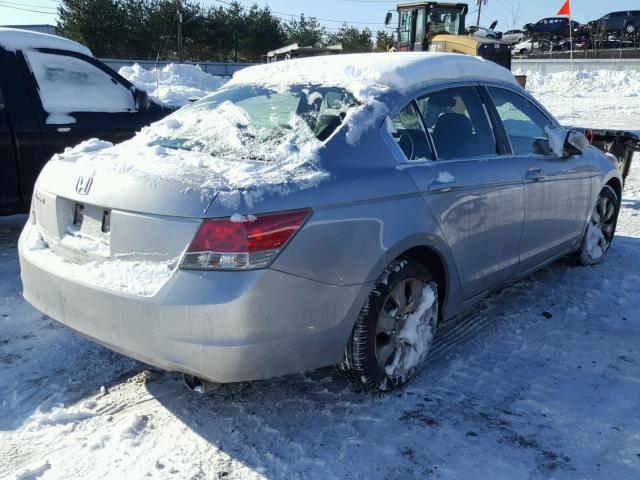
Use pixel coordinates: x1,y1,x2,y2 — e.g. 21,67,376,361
399,11,411,44
24,50,136,116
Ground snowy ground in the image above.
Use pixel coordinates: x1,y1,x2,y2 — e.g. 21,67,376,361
2,69,640,479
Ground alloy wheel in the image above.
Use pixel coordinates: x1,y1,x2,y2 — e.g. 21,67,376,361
375,278,438,377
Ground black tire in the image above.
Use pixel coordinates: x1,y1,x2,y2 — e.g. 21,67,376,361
624,22,636,36
338,257,439,392
572,185,619,266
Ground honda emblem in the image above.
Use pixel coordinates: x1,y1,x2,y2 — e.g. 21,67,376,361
76,175,93,195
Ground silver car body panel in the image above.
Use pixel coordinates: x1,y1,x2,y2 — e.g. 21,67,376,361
19,68,623,383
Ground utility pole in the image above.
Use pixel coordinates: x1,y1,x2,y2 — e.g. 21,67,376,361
476,0,487,27
176,0,184,63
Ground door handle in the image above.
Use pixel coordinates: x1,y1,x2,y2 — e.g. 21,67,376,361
428,178,459,193
525,168,546,181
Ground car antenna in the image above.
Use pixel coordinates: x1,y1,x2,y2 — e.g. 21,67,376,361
154,12,178,96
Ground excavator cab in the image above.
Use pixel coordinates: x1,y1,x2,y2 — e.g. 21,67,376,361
386,2,512,70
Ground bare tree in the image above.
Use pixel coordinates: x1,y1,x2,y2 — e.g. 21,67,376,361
502,1,521,31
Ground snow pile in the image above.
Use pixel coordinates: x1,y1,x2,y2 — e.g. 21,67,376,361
518,68,640,129
519,69,640,97
119,63,229,107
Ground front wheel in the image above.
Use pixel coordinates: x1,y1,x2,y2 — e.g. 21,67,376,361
338,258,439,392
574,185,619,265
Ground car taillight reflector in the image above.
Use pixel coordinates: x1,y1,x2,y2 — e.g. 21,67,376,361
180,209,310,270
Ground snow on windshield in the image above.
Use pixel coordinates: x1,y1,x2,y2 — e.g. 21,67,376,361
148,84,357,160
52,84,358,208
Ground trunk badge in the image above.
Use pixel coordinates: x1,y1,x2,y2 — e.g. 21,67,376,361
76,175,93,195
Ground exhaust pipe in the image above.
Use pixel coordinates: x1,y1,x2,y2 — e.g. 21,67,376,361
183,374,219,394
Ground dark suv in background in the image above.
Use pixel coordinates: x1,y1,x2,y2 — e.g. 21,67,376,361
525,17,581,39
588,11,640,37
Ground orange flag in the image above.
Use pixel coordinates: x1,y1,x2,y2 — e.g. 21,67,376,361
557,0,570,16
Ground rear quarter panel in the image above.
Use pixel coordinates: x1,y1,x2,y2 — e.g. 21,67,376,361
261,129,463,318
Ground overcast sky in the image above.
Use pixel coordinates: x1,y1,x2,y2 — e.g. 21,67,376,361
2,0,639,32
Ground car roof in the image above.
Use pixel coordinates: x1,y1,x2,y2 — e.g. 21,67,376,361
0,27,92,56
228,52,518,101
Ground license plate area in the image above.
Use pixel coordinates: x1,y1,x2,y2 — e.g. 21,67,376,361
72,203,111,243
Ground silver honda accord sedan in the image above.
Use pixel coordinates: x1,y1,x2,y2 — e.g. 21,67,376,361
19,53,622,392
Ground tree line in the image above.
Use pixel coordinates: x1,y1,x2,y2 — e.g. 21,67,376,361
56,0,396,62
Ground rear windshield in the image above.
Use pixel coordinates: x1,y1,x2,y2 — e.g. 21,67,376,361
149,84,357,161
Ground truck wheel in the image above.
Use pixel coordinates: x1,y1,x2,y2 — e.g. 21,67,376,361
624,22,636,36
573,185,619,265
338,258,439,392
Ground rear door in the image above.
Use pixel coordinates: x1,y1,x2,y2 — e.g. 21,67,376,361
484,86,595,274
393,85,524,300
0,83,22,213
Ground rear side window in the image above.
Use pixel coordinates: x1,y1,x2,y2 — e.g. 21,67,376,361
388,102,432,161
487,87,554,155
415,87,497,160
24,50,136,115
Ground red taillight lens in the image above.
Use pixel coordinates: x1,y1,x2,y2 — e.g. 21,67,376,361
180,209,310,270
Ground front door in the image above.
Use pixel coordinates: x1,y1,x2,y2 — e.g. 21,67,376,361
389,86,525,300
485,87,595,274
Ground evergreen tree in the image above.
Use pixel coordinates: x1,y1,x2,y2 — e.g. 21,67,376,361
375,30,396,52
326,24,373,53
284,14,326,47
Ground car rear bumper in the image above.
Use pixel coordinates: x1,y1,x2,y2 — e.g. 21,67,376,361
18,224,370,383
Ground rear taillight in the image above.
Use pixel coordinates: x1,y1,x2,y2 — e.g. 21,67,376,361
180,209,311,270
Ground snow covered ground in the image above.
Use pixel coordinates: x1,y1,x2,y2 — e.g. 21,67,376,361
517,69,640,130
2,67,640,479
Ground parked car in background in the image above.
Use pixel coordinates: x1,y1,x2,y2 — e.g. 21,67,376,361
501,29,527,44
471,25,502,40
512,39,539,54
19,53,623,393
588,11,640,37
0,28,175,215
525,17,581,39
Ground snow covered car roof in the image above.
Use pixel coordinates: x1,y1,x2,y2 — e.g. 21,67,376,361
0,27,92,56
229,52,518,99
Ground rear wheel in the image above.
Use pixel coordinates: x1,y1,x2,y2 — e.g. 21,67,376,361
573,185,619,265
338,258,439,392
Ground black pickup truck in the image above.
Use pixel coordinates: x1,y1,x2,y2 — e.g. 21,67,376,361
0,28,174,215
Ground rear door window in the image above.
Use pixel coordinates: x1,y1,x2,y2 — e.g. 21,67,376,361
487,87,554,155
388,102,432,161
24,50,136,115
415,87,497,160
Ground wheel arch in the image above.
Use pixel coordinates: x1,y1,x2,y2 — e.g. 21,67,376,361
400,246,448,310
605,176,622,206
371,238,461,321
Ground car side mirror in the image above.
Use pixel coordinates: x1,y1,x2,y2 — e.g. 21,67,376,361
134,89,150,112
384,11,393,27
563,130,590,156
